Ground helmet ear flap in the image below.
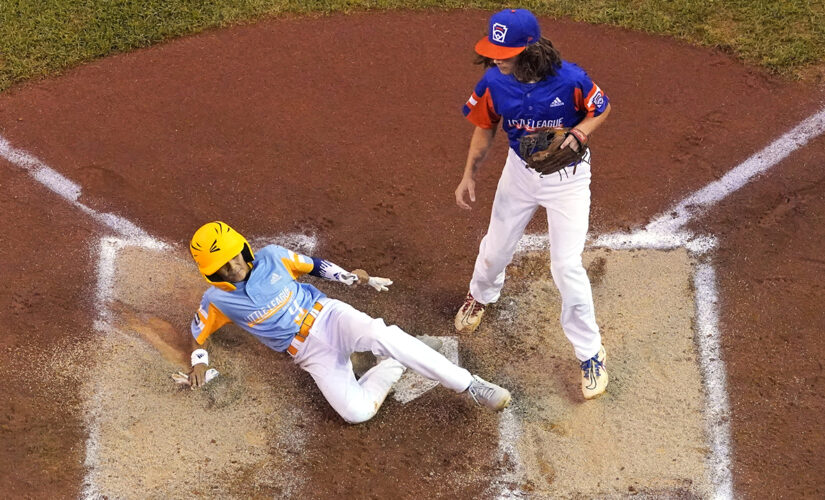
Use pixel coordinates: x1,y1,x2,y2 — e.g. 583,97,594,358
241,243,254,264
205,269,223,283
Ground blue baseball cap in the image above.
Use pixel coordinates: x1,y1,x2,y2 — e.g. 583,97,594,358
475,9,541,60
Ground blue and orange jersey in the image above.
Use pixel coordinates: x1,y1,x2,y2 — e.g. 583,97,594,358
462,61,609,156
190,245,326,352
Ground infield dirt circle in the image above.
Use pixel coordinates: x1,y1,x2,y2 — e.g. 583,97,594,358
1,9,824,499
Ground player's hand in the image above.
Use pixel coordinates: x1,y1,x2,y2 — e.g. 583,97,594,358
188,363,208,389
455,176,476,210
351,269,370,284
366,276,392,292
352,269,392,292
560,133,580,152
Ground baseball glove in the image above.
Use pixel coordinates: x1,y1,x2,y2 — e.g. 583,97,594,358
518,128,588,177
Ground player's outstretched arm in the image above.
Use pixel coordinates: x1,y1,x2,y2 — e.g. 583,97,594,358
456,126,497,210
187,336,209,388
171,335,211,388
309,258,393,292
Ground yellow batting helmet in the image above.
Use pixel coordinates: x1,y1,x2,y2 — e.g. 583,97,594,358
190,221,254,287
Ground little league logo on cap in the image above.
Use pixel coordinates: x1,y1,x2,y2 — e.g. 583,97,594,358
491,23,508,43
475,9,541,60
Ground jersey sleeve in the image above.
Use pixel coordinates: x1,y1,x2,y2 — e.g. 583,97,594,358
280,248,315,279
190,295,231,345
573,71,609,118
462,74,501,129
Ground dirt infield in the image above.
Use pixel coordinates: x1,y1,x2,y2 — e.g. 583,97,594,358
2,9,824,498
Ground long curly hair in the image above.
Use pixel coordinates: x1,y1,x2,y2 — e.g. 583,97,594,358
476,38,562,83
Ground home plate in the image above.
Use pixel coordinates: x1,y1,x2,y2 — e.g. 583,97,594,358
393,337,459,404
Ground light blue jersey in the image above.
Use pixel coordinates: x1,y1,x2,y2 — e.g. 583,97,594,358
191,245,326,352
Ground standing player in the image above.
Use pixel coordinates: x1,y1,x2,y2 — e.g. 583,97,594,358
453,9,611,399
185,221,511,424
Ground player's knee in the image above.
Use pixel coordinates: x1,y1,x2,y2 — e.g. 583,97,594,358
339,403,379,425
550,256,584,277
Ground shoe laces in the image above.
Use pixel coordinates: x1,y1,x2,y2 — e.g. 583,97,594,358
462,293,484,314
581,355,604,377
468,378,496,404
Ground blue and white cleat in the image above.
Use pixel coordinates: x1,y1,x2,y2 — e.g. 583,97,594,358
581,345,608,400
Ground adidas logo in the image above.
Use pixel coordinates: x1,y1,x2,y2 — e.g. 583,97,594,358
550,97,564,107
270,272,281,284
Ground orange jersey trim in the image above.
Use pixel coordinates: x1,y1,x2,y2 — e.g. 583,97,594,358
465,88,501,129
195,303,231,344
281,251,314,279
575,85,602,118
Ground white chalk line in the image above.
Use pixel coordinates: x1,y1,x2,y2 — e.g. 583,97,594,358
594,105,825,251
0,135,163,243
500,103,825,499
0,135,171,498
694,262,732,500
493,407,527,499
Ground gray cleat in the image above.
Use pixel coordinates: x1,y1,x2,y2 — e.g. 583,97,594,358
467,375,511,411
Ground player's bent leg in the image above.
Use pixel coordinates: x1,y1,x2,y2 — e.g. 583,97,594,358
316,300,471,391
300,344,405,424
320,300,512,410
368,324,474,393
293,305,405,424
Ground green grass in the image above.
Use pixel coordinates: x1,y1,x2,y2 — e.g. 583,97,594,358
1,1,824,92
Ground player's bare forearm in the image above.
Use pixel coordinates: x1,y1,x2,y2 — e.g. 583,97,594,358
456,127,496,209
463,126,497,179
574,102,611,136
188,336,209,388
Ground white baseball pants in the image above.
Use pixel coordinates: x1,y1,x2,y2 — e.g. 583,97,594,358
469,147,602,361
291,299,474,424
